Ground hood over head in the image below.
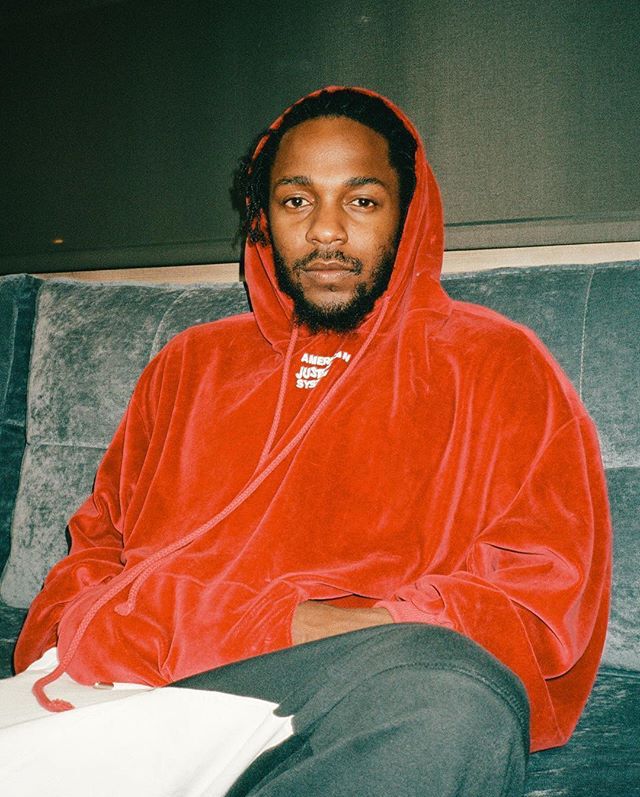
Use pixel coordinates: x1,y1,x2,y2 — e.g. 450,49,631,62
242,86,452,351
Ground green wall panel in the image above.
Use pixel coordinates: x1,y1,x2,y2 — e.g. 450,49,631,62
1,0,638,274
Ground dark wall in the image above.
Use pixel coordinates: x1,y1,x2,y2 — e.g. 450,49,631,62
1,0,638,274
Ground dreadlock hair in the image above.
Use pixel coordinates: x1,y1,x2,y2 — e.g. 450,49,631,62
231,88,417,247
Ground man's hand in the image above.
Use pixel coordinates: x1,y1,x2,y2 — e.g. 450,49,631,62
291,600,393,645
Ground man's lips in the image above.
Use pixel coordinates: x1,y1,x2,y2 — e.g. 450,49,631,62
302,260,356,273
300,262,358,286
292,250,363,275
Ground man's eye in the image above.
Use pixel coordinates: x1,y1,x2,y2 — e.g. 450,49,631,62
283,197,310,209
351,197,377,208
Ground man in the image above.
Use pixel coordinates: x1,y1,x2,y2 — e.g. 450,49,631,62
6,87,610,796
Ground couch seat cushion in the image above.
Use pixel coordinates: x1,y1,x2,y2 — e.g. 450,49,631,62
524,668,640,796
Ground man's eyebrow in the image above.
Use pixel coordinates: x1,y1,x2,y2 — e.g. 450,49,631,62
272,176,389,189
345,176,387,188
273,176,312,187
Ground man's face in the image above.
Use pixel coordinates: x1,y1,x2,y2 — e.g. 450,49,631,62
268,116,402,333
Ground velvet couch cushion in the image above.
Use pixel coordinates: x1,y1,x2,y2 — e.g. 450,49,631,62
523,668,640,795
0,603,27,679
604,467,640,671
0,275,39,575
0,280,248,607
582,266,640,469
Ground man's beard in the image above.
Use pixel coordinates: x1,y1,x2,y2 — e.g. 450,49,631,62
273,246,396,334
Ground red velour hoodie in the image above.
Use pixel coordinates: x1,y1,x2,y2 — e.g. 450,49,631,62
14,87,611,752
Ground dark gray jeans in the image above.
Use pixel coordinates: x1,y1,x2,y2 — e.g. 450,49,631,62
175,624,530,797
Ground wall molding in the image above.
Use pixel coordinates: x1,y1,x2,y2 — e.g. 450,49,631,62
32,241,639,285
441,240,640,273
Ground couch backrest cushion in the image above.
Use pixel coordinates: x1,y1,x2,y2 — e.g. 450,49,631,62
0,279,248,607
0,263,637,672
0,275,39,575
580,265,639,670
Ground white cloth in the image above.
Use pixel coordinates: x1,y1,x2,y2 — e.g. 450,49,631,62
0,649,293,796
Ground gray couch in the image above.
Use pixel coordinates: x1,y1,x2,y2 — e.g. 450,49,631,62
0,262,638,795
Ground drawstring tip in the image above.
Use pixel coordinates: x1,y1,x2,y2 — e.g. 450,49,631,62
114,601,132,616
40,696,74,713
32,670,76,713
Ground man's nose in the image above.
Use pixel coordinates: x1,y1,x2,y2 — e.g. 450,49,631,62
305,203,347,247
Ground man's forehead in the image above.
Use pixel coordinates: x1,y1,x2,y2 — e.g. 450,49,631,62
276,115,387,152
269,116,397,187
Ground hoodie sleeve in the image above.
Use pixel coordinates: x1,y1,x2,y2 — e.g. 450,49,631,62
13,393,152,673
377,381,611,751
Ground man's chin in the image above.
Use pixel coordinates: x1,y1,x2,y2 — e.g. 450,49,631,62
301,292,354,315
291,292,374,334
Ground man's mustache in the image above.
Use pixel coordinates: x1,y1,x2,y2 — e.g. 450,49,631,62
292,250,364,274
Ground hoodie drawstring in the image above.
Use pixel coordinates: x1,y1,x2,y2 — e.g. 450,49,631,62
33,299,389,712
255,326,298,471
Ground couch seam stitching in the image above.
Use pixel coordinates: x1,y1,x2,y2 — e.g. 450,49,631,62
578,268,595,400
149,289,190,360
0,299,19,419
22,439,107,450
